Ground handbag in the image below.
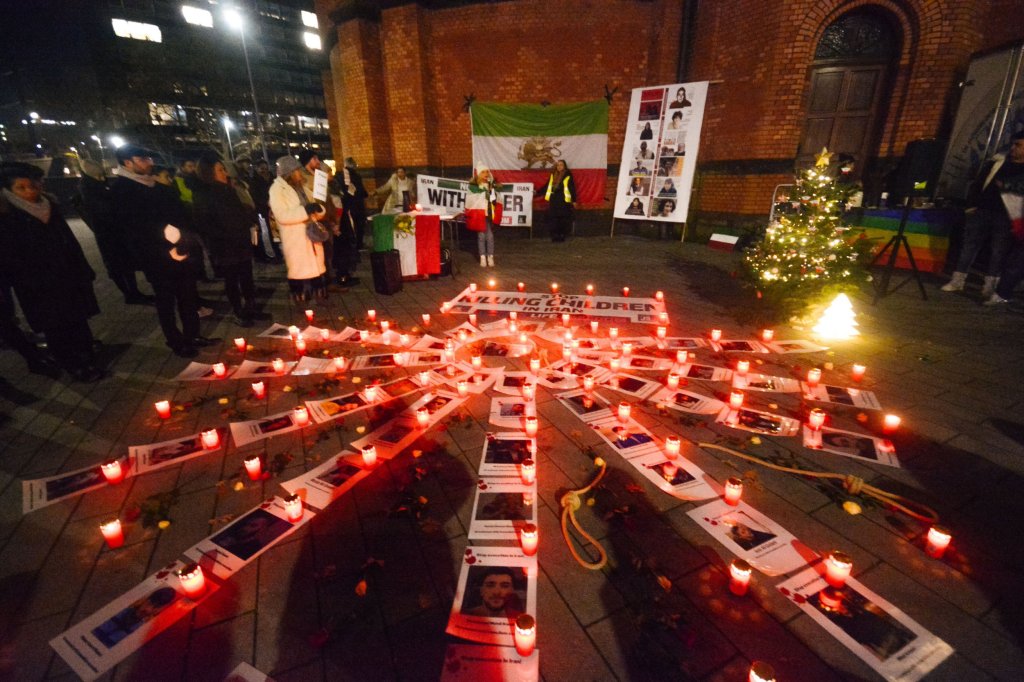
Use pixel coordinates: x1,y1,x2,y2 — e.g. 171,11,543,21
306,220,331,243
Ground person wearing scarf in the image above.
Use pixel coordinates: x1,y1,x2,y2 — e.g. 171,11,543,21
268,155,328,303
466,165,504,267
0,163,102,382
539,160,577,243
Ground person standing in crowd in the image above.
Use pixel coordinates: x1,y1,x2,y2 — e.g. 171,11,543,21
109,145,213,358
466,164,503,267
76,159,152,305
341,157,368,250
376,166,415,213
174,158,197,205
298,150,336,279
248,159,278,262
539,160,576,243
269,155,328,303
193,154,260,326
942,131,1024,298
981,132,1024,305
0,163,102,381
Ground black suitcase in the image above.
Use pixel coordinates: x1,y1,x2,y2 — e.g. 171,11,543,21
371,249,403,295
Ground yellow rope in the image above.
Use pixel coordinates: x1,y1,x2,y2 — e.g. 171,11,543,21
559,458,610,570
697,442,939,524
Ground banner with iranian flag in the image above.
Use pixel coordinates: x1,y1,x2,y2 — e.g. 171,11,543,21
371,213,441,277
471,101,608,205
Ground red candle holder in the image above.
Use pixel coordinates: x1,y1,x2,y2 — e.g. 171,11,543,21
729,390,744,410
664,436,680,459
761,329,774,343
284,493,303,522
294,337,307,355
724,476,743,505
609,357,621,372
101,459,124,484
851,363,866,381
517,282,526,292
520,523,538,556
243,455,262,480
736,360,750,376
293,406,309,427
468,313,477,326
416,407,430,427
333,356,347,372
487,278,496,289
176,562,206,598
272,358,286,375
550,282,559,294
251,381,266,399
234,337,246,352
582,375,595,392
617,402,631,423
524,416,538,437
305,309,314,322
288,325,300,339
212,362,227,378
655,290,664,302
926,525,952,559
522,383,535,400
381,319,391,333
621,286,630,297
586,283,594,295
320,328,331,341
806,367,822,387
361,444,377,467
100,518,124,549
365,384,379,401
658,311,669,325
590,320,599,334
421,313,431,326
469,282,478,293
710,328,722,342
201,429,220,450
883,414,901,434
514,614,536,656
520,458,536,485
457,380,468,397
825,550,853,588
471,354,482,369
609,327,619,340
729,558,752,595
529,358,540,374
676,350,687,365
154,400,172,419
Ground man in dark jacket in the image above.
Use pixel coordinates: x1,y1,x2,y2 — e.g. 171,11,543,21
108,145,214,358
341,156,369,250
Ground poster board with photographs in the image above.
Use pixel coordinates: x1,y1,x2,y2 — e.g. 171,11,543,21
446,547,537,647
613,81,708,222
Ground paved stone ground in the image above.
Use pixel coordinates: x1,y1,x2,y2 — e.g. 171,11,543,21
1,222,1023,681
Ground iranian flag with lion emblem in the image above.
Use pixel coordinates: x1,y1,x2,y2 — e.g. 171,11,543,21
471,101,607,205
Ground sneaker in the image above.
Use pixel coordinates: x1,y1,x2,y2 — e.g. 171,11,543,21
480,255,487,267
940,272,966,292
983,293,1009,306
198,306,214,318
190,336,221,347
487,255,495,267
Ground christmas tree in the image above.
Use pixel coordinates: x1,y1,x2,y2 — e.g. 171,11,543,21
742,148,868,313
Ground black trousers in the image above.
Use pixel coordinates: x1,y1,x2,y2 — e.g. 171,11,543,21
221,261,255,313
332,216,356,279
148,272,199,350
0,286,40,364
548,210,572,241
44,319,95,370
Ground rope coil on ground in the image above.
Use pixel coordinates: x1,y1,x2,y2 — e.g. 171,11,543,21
560,458,610,570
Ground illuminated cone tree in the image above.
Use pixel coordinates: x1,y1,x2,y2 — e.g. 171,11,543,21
742,148,869,314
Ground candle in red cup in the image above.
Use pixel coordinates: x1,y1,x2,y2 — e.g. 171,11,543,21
586,283,594,295
380,320,390,333
851,363,866,381
761,329,775,343
365,384,378,401
293,406,310,426
201,429,220,449
729,390,744,410
609,356,621,372
749,661,776,682
176,562,206,598
550,282,559,294
457,380,468,397
806,367,822,387
243,455,262,480
272,358,286,375
509,321,518,334
589,320,598,334
284,493,303,522
729,558,752,596
101,459,124,484
359,329,370,342
710,328,722,342
621,342,633,357
471,354,482,369
417,371,430,386
519,331,529,344
522,383,535,400
100,518,124,549
288,325,300,339
724,476,743,505
251,381,266,399
658,311,669,325
468,313,477,326
416,407,430,427
469,282,477,293
514,614,536,656
664,435,680,459
234,337,246,352
320,328,331,341
655,290,664,302
361,444,377,467
487,278,496,289
155,400,172,419
807,407,826,430
446,364,457,376
457,329,468,342
295,337,308,354
529,358,540,373
825,550,853,588
925,525,952,559
305,309,314,322
332,356,346,372
561,313,570,327
622,286,630,297
440,301,450,313
518,281,526,292
736,360,750,376
212,362,227,378
524,416,538,437
509,311,518,321
392,352,406,366
561,344,572,361
676,350,687,365
609,327,619,341
617,402,631,423
883,414,901,433
656,326,667,339
666,372,680,390
582,375,595,392
520,523,539,556
421,313,431,326
520,457,536,485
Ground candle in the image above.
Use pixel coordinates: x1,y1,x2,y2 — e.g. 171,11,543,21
517,282,526,292
676,350,687,365
154,400,171,419
749,661,776,682
251,381,266,399
520,458,536,485
446,364,457,376
201,429,220,449
522,383,534,400
586,283,594,295
416,407,430,427
610,357,621,372
514,614,536,657
825,550,853,588
883,414,901,434
761,329,775,343
710,328,722,342
294,338,307,354
729,390,744,410
365,384,378,401
724,476,743,505
655,290,664,302
487,278,496,289
617,402,631,423
393,352,406,366
320,328,331,341
736,360,750,376
333,356,347,371
658,311,669,325
212,362,227,378
421,313,431,326
457,329,468,342
471,354,482,369
609,327,619,340
806,367,822,388
101,459,124,484
361,444,377,467
469,282,478,293
457,380,468,397
100,518,124,549
440,301,450,313
176,562,206,598
272,358,286,375
925,525,952,559
524,416,538,437
529,358,540,373
520,523,539,556
234,337,246,352
415,371,429,386
468,313,477,326
380,320,390,333
851,363,866,381
305,309,314,322
550,282,559,294
288,325,300,339
729,558,752,596
656,326,667,339
509,321,518,334
293,406,310,426
509,311,518,321
519,332,528,344
622,286,630,297
562,344,572,361
664,435,680,459
808,408,826,430
284,493,303,522
243,455,262,480
661,374,679,393
589,320,598,334
582,375,595,392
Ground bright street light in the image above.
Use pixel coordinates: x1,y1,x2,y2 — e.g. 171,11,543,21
222,7,268,165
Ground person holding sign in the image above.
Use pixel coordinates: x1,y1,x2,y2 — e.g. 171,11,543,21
540,160,577,243
466,165,504,267
269,155,328,303
376,167,416,213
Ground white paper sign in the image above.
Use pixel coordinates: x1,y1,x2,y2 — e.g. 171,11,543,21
417,174,535,227
280,451,369,511
715,406,801,437
446,547,538,646
440,643,538,682
478,433,536,478
468,477,538,541
806,426,899,467
313,168,329,201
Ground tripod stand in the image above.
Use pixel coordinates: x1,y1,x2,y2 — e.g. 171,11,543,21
870,196,928,303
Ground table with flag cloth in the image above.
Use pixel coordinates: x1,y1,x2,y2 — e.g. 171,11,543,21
371,212,442,277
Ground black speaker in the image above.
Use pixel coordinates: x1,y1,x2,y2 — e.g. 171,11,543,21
895,139,947,200
371,250,403,295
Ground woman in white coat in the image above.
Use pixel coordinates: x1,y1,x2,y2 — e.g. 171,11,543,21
269,155,328,302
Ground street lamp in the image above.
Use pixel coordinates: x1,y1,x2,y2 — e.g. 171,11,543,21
223,7,270,166
223,116,235,161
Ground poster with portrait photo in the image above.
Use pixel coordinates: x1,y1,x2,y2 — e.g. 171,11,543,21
688,499,815,575
778,568,953,681
548,359,609,382
593,420,663,461
258,322,296,340
174,361,235,382
626,158,654,177
461,367,504,394
804,384,882,411
710,338,770,354
807,426,899,467
630,449,717,500
651,387,725,415
447,547,537,647
50,559,220,681
23,461,112,513
409,389,465,427
636,119,659,140
620,354,673,372
132,429,225,474
489,397,536,429
651,197,679,219
332,326,363,343
715,406,801,437
230,409,303,447
556,388,612,424
440,642,538,682
349,353,400,371
231,359,297,379
280,450,369,511
478,433,536,477
185,498,313,580
493,372,536,396
601,372,662,400
765,339,830,354
659,336,706,351
677,362,733,382
469,477,538,541
624,175,652,197
290,356,338,376
306,389,371,423
733,372,801,393
534,367,577,390
418,362,475,388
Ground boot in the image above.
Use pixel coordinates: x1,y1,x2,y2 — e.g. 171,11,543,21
981,275,1000,298
940,271,967,292
480,255,487,267
487,255,495,267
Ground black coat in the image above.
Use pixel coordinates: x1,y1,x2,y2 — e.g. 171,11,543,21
108,175,194,277
193,181,257,267
76,175,134,275
0,196,99,332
